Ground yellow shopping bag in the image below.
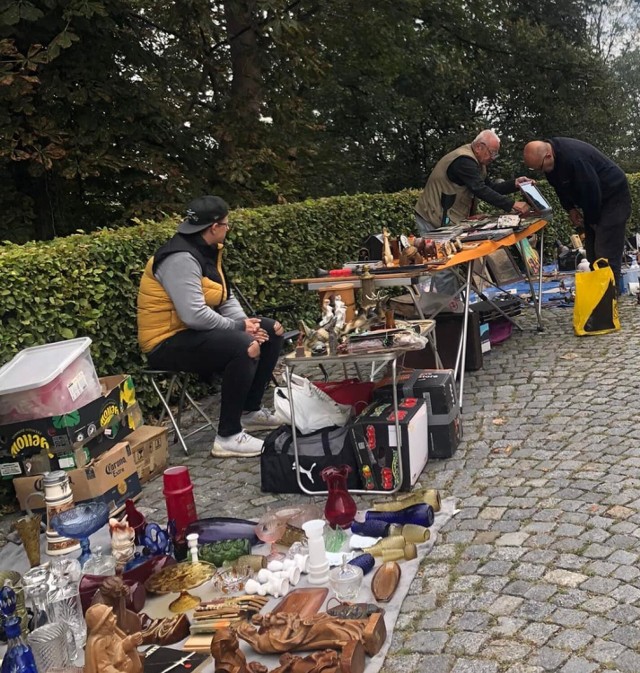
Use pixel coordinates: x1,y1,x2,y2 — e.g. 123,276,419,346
573,258,620,336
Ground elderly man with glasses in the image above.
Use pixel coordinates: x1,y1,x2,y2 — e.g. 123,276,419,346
523,138,631,290
415,129,530,294
137,195,284,458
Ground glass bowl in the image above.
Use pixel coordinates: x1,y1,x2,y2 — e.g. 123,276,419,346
210,565,253,595
329,562,363,601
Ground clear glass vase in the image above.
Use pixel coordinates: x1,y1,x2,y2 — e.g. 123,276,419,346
47,559,85,660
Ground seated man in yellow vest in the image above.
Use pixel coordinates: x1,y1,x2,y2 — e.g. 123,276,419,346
415,130,531,294
137,196,284,458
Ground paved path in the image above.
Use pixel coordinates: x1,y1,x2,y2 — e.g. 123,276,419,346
4,299,640,672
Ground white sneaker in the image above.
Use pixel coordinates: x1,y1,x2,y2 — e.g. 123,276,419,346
241,408,281,432
211,431,263,458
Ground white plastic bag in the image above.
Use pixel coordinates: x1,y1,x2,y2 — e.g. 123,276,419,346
274,374,352,434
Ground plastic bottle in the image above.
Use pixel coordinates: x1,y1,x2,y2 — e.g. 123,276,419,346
577,258,591,273
627,258,639,286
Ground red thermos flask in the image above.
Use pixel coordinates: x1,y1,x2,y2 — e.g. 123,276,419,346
163,466,198,536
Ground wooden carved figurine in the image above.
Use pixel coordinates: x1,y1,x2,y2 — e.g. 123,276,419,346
84,603,143,673
91,575,142,635
236,611,386,657
211,628,364,673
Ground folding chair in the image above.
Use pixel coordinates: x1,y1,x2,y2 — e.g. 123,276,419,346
141,369,217,455
230,282,300,346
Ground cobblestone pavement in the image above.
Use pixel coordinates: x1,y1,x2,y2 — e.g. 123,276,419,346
4,298,640,672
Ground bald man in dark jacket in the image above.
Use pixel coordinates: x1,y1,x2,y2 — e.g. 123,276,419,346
524,138,630,289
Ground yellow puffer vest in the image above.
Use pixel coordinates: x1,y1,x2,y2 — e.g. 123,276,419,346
137,250,226,353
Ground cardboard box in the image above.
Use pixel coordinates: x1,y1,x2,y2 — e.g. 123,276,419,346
350,398,428,492
13,441,141,515
374,369,462,459
0,375,142,478
126,425,169,484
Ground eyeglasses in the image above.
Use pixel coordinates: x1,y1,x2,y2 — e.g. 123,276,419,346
214,220,231,230
528,155,547,172
480,142,499,160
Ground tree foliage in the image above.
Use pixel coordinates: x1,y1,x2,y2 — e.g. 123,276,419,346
0,0,639,241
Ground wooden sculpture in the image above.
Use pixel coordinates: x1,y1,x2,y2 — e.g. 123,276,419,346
84,603,143,673
91,575,142,635
236,611,386,657
211,628,364,673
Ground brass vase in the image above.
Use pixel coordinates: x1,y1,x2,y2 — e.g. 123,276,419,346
14,514,42,568
371,488,441,513
363,535,406,556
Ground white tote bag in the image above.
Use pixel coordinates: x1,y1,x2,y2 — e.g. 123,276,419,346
274,374,352,434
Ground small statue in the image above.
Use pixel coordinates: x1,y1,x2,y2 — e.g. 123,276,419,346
109,516,135,567
211,628,365,673
236,611,386,657
84,603,143,673
334,295,347,330
319,299,335,328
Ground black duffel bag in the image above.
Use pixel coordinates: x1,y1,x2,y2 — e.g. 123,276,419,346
260,423,361,494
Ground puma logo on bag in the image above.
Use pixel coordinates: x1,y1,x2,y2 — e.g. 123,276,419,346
292,462,317,484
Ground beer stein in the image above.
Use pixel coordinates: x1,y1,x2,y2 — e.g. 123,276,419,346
25,471,80,556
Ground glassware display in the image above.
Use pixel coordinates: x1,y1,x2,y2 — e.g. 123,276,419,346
0,586,39,673
49,501,110,567
28,623,70,672
47,558,85,660
199,539,251,567
185,517,259,545
364,503,434,528
329,556,363,601
320,465,357,529
27,584,49,631
210,564,253,596
254,511,287,561
124,499,147,545
14,514,42,568
82,546,117,577
348,553,375,576
0,571,29,637
143,523,174,557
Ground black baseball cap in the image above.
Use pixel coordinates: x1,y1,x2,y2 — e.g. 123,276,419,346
178,196,229,234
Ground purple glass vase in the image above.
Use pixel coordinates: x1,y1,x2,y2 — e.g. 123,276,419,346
350,519,391,538
365,503,434,527
348,554,375,576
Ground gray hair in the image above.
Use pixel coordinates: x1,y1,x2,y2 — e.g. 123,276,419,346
472,129,500,147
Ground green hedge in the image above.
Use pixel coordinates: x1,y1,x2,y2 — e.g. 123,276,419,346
0,179,638,411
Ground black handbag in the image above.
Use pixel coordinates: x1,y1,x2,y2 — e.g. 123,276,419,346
260,424,361,494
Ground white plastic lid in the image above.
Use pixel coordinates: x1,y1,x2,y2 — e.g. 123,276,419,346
0,337,93,395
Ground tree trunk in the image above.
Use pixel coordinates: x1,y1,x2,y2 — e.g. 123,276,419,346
223,0,263,155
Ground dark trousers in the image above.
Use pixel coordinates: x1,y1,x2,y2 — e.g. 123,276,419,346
148,318,283,437
584,184,631,289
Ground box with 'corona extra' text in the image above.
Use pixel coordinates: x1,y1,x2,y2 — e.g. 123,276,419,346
13,441,141,515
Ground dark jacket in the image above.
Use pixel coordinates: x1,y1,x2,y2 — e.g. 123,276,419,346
546,137,628,227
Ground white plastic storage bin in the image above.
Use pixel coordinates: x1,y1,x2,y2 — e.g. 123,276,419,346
0,337,102,424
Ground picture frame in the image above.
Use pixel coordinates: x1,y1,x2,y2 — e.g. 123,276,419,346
485,249,523,286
